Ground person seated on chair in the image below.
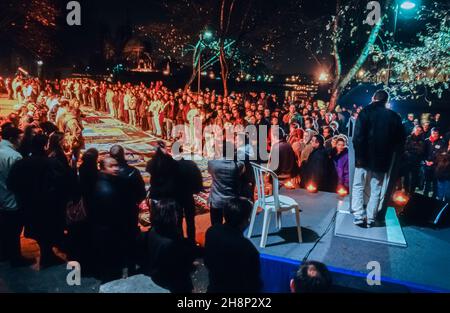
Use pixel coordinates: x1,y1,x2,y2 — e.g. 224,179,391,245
300,134,338,192
330,137,350,191
268,126,299,180
290,261,332,293
204,197,262,293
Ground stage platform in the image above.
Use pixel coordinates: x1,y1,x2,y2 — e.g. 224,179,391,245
245,188,450,292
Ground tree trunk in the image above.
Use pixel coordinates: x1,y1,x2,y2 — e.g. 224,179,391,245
328,0,342,112
328,0,392,111
217,0,234,97
185,68,197,92
185,42,203,92
219,41,229,96
329,88,340,112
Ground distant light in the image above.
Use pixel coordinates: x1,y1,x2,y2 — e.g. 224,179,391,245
429,68,435,74
37,60,43,66
400,1,416,10
318,72,329,82
203,30,213,39
209,71,215,79
358,70,365,78
306,183,318,193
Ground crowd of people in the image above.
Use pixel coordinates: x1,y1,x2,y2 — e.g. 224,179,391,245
401,113,450,201
0,74,449,293
2,75,448,199
0,75,356,193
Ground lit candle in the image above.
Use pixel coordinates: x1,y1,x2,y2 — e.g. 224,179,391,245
337,187,348,197
307,183,317,193
285,180,295,189
393,191,409,206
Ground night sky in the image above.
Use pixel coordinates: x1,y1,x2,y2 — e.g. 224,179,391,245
55,0,337,74
0,0,443,76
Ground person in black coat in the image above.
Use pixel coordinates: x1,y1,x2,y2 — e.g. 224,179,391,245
89,157,132,282
402,125,426,194
268,127,299,179
175,157,203,244
110,145,146,272
204,198,262,293
146,142,180,201
47,131,70,169
64,148,99,270
139,199,196,293
423,128,446,198
301,135,338,192
402,113,415,137
353,92,405,174
110,145,146,210
7,134,70,268
351,90,406,227
78,148,99,217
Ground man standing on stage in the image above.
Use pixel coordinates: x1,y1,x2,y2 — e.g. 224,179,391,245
351,90,405,228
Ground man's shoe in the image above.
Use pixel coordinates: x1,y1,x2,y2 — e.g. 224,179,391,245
353,218,366,227
367,219,385,228
10,256,36,268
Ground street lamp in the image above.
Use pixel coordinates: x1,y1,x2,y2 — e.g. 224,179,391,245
394,0,419,38
203,30,213,40
400,0,416,10
37,60,43,78
386,0,419,85
197,30,214,93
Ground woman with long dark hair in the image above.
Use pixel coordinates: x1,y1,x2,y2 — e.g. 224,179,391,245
64,148,99,268
47,131,69,169
139,199,196,293
78,148,99,215
146,141,179,201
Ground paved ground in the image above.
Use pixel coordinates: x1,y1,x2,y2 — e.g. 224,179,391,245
0,95,210,293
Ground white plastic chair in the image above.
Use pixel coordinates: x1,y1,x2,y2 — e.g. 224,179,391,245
247,162,303,248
